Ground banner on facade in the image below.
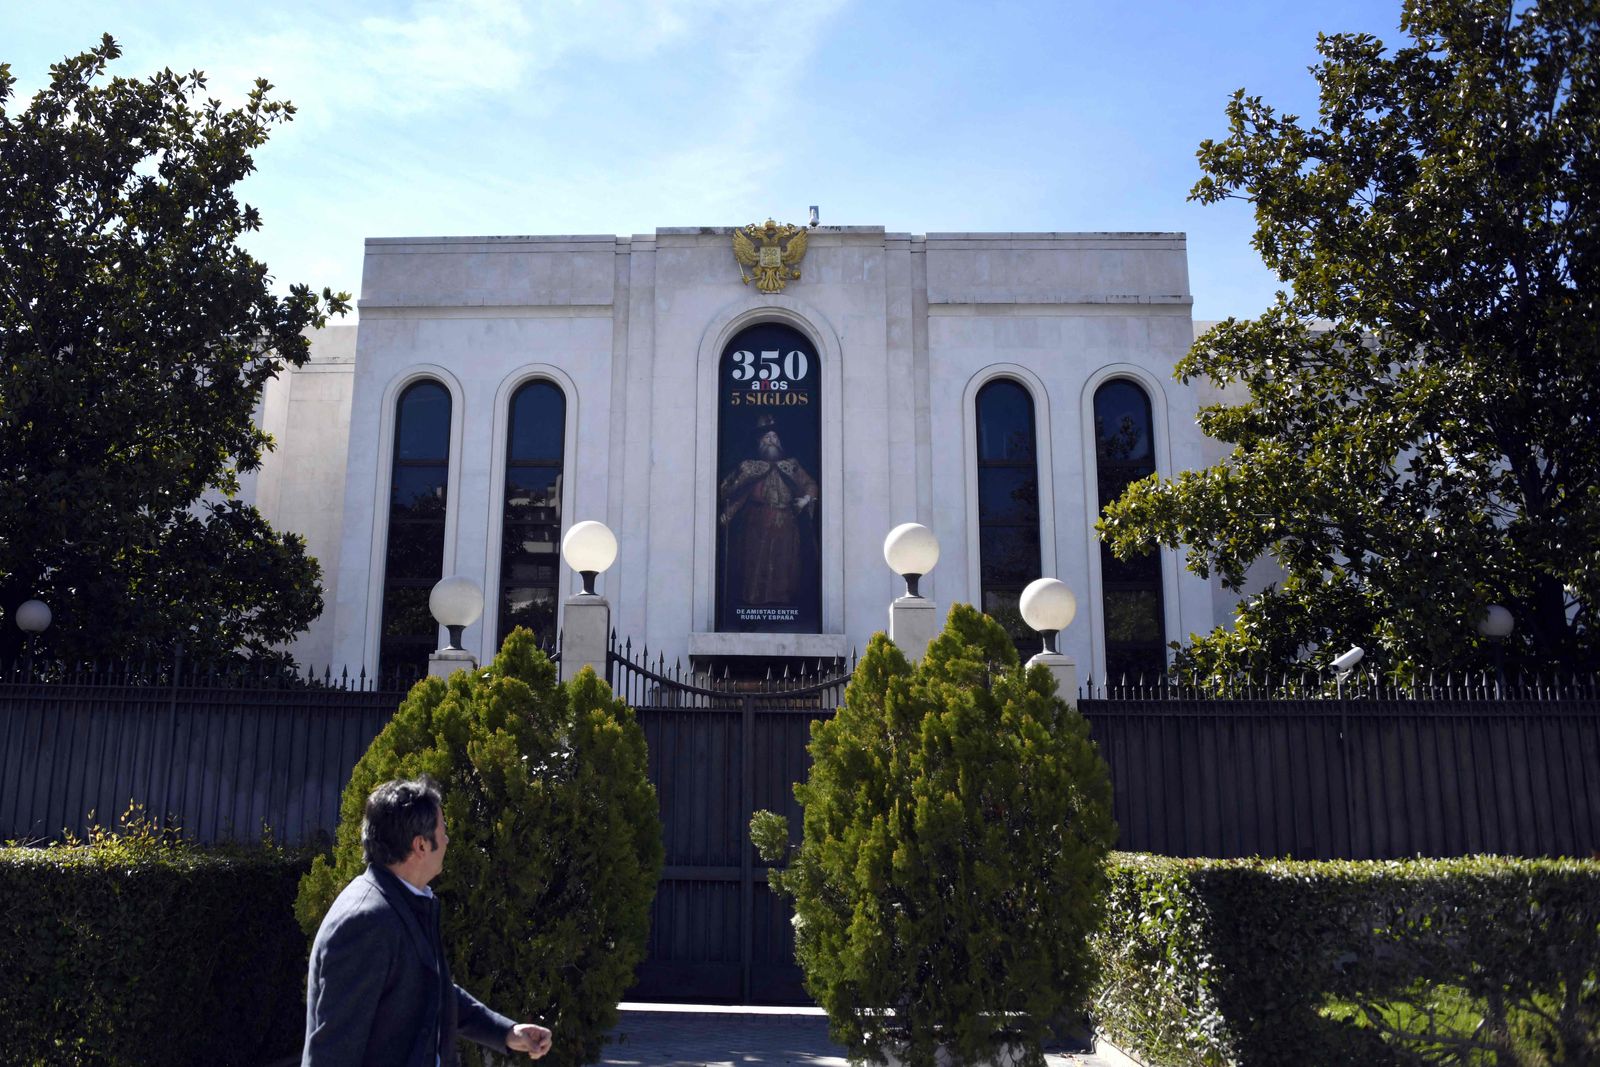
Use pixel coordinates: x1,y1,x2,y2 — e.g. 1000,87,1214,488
715,322,822,633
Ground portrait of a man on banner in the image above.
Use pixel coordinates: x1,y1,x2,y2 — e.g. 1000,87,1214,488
714,323,822,633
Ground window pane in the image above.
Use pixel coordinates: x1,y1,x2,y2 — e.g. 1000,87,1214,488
386,518,447,582
1101,543,1161,585
981,589,1027,644
1097,466,1151,511
499,587,557,644
381,585,435,640
978,467,1039,523
395,382,451,461
508,382,566,461
392,465,449,512
504,468,562,523
976,380,1035,462
502,525,560,566
1104,589,1163,644
1094,380,1153,465
979,526,1040,584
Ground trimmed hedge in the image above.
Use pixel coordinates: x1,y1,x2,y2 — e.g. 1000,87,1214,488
0,818,309,1067
1093,853,1600,1066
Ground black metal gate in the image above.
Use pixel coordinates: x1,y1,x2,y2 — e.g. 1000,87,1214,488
606,637,850,1004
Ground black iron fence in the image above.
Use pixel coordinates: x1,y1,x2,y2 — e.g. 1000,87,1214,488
1080,673,1600,860
5,655,1598,872
0,655,416,845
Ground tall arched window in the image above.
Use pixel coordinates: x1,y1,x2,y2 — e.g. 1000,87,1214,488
975,379,1041,645
379,380,452,679
497,381,566,649
1094,379,1166,678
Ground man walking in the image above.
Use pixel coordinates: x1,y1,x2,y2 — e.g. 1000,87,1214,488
303,776,553,1065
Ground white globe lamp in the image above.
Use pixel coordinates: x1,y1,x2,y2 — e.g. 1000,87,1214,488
15,599,52,634
562,520,618,595
1019,578,1077,656
883,523,940,598
428,577,483,651
1476,604,1514,639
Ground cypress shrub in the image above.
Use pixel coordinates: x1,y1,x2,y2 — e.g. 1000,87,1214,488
294,629,663,1067
1094,853,1600,1066
0,813,309,1067
752,604,1117,1067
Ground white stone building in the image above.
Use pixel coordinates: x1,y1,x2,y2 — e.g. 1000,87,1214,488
252,224,1243,681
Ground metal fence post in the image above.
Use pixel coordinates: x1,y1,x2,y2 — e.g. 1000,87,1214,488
1339,701,1357,859
740,692,754,1004
162,643,183,831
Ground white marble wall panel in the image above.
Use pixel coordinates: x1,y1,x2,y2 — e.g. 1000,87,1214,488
251,326,357,667
362,236,615,309
925,233,1190,306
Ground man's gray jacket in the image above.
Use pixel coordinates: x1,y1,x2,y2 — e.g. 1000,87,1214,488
303,864,516,1067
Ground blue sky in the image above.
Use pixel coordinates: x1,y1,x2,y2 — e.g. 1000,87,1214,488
5,0,1407,321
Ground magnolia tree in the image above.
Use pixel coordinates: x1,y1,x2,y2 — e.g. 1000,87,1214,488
1101,0,1599,677
0,36,349,664
753,605,1116,1067
295,631,663,1067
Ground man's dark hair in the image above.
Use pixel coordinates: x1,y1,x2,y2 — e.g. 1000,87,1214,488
361,776,443,867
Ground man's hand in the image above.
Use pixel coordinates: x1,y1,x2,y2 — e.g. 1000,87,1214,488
506,1023,552,1059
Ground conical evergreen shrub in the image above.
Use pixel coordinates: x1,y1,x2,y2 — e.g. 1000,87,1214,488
752,604,1116,1067
296,628,663,1067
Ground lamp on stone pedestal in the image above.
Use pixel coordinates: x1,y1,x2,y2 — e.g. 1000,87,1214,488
1019,577,1079,703
562,520,618,596
14,599,51,679
560,520,618,681
427,577,482,678
884,524,940,663
883,522,939,599
1476,604,1515,694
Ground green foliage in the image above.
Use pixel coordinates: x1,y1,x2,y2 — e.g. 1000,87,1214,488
0,35,349,664
1093,853,1600,1066
0,805,310,1066
295,629,663,1067
1099,0,1600,676
752,605,1117,1067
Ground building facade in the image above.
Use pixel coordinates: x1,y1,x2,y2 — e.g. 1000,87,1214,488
252,224,1240,681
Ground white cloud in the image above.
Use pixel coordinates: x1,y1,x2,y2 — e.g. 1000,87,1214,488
176,0,848,125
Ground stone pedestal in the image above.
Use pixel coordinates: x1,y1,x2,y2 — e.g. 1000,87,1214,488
889,595,939,664
1025,651,1078,707
427,648,477,680
560,594,610,683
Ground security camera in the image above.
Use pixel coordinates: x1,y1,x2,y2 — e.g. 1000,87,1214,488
808,205,819,228
1330,645,1365,675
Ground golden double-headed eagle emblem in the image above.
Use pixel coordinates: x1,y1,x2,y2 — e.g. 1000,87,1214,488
732,219,808,293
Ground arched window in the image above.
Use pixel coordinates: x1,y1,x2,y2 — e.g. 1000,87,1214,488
975,379,1041,645
379,380,452,680
497,381,566,649
1094,379,1166,678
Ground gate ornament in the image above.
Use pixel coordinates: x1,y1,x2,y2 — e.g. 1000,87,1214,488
732,219,808,293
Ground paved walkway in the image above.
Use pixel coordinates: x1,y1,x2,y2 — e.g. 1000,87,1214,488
600,1005,1131,1067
